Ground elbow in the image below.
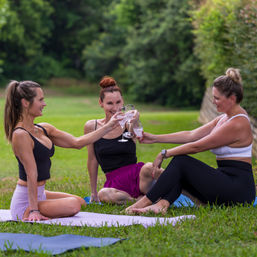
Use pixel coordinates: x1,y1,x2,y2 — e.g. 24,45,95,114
72,140,84,149
26,173,38,182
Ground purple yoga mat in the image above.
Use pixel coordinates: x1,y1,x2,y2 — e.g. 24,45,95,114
0,209,195,228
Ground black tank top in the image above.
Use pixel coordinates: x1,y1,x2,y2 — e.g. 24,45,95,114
93,121,137,173
14,124,55,181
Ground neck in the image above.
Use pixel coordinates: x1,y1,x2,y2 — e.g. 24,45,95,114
225,105,244,118
17,115,35,131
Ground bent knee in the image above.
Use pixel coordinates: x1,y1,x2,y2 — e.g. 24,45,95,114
98,188,121,203
67,197,81,215
143,162,153,170
140,162,153,174
98,188,112,202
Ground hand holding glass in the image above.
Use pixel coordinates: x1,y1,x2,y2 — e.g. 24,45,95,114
122,104,135,139
133,120,143,139
118,107,128,142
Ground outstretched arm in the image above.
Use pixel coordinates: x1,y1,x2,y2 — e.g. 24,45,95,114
41,112,122,149
140,116,221,144
152,115,252,169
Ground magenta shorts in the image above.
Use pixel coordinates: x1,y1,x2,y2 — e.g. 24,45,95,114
104,162,144,198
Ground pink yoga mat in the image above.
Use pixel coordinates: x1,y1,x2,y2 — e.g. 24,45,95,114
0,210,195,228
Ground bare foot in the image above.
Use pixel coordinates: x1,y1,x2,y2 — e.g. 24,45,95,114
136,195,144,201
129,200,170,215
125,196,152,214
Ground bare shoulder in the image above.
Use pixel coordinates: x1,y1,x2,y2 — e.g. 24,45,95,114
230,115,251,129
12,128,30,139
12,129,33,149
37,122,56,134
84,119,97,134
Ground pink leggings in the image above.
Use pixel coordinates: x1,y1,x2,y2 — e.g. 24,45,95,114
10,184,46,221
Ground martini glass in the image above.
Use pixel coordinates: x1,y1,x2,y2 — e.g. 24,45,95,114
122,104,135,139
133,120,143,139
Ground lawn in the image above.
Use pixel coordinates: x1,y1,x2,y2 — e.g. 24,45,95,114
0,92,256,256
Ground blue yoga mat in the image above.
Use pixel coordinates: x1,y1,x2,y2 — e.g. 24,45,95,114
0,233,123,255
84,194,257,207
84,194,194,206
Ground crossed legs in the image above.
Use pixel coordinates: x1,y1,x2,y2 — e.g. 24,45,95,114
23,190,86,220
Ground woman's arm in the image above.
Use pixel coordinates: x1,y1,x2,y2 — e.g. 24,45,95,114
40,112,121,149
84,120,100,202
141,116,221,144
12,130,48,221
153,116,252,169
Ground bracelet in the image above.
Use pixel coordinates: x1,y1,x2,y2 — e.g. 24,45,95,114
29,209,40,214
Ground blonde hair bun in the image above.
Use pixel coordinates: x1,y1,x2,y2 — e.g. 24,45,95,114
226,68,242,84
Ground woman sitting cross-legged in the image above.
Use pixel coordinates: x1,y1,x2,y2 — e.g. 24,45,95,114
125,68,256,215
4,80,121,221
84,76,163,204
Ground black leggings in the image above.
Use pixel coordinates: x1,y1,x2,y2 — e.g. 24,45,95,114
146,155,256,206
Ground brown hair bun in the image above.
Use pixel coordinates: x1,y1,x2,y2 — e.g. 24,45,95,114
99,76,117,88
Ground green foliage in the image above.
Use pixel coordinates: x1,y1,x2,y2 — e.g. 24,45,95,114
192,0,257,118
0,0,9,74
0,0,54,82
0,0,8,29
0,0,114,83
47,0,113,73
83,27,127,82
121,0,204,107
83,0,205,108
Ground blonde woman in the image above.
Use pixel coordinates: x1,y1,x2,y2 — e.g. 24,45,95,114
126,68,256,214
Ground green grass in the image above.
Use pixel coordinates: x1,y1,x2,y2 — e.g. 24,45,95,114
0,93,256,256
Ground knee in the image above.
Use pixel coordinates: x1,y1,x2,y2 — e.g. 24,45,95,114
98,188,112,203
67,197,81,215
144,162,153,171
140,162,153,175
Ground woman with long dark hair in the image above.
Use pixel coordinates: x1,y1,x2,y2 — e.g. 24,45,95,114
4,80,120,221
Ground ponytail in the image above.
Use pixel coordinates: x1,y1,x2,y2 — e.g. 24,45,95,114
4,80,40,142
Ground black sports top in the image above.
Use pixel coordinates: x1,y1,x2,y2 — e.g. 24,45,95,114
93,121,137,173
14,124,55,181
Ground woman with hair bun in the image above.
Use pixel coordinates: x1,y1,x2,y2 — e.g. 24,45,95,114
84,76,163,204
126,68,256,214
4,80,120,221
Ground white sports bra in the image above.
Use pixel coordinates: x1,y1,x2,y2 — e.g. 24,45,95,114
210,114,252,158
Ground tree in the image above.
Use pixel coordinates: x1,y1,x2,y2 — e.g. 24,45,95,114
120,0,204,106
0,0,53,82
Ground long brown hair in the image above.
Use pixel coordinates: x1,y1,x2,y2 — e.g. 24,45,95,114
99,76,122,102
4,80,41,142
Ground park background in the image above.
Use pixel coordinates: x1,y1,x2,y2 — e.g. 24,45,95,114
0,0,256,118
0,0,257,256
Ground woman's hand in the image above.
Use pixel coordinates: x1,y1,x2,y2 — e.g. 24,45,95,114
90,192,100,203
152,152,164,178
129,110,140,125
106,112,124,130
23,210,49,222
139,132,156,144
